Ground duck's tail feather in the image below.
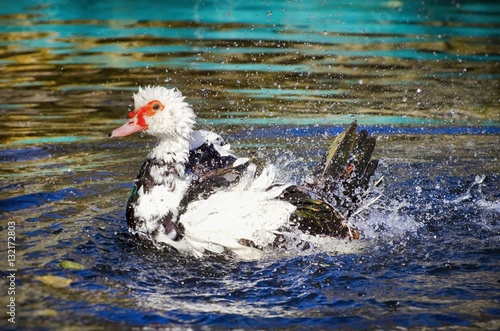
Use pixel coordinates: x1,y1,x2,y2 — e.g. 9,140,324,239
308,121,381,215
290,121,381,239
319,122,378,185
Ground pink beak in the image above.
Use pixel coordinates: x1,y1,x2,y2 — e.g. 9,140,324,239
109,118,146,138
109,101,161,138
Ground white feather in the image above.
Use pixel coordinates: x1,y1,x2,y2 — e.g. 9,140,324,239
189,130,224,149
179,182,296,259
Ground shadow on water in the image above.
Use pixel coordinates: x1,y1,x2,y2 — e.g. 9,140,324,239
0,0,499,330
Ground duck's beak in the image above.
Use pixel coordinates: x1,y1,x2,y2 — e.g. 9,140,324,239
109,114,146,138
109,100,162,138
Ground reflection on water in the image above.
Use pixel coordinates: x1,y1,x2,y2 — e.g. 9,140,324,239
0,0,499,330
1,0,499,130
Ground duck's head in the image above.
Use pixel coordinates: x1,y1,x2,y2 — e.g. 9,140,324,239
109,86,196,139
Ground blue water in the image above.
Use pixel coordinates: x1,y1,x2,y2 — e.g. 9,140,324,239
1,0,499,330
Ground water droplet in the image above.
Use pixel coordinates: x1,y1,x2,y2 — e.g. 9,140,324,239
474,175,485,184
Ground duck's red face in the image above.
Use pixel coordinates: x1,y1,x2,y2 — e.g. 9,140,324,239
109,100,165,138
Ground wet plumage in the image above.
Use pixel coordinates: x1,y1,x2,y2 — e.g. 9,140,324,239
110,86,380,259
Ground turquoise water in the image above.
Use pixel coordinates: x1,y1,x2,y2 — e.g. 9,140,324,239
0,1,499,330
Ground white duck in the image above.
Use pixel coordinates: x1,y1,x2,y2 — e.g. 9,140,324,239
110,86,379,259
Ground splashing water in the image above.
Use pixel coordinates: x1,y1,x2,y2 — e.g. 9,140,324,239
1,0,499,329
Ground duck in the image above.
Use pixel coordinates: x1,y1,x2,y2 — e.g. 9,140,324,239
109,86,380,259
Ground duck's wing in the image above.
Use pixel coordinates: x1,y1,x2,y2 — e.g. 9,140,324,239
186,141,239,177
187,129,241,174
125,158,157,228
181,155,250,212
182,132,251,213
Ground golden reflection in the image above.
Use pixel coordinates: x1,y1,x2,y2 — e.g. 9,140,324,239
0,16,498,152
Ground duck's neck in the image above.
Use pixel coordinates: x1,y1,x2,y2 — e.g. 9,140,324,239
136,134,191,241
148,134,190,169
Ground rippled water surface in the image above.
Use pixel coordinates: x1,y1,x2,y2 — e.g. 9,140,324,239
1,1,499,330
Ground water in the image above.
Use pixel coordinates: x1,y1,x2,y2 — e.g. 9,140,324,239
1,0,499,329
